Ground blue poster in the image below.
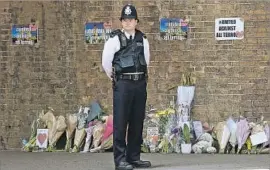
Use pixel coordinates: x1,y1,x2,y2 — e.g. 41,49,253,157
160,18,189,40
11,24,38,45
85,21,112,44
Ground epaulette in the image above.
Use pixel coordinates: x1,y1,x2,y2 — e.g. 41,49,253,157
110,29,122,38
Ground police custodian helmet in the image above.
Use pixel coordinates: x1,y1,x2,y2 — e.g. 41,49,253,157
120,4,139,22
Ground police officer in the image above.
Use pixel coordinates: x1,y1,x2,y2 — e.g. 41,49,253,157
102,4,151,170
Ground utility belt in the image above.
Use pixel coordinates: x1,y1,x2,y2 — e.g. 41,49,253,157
116,72,147,81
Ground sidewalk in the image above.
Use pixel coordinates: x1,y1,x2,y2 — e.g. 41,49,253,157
0,151,269,170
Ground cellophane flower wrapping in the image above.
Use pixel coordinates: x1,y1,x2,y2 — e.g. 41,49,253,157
146,126,159,153
101,115,113,142
92,122,105,148
142,114,159,153
50,115,67,147
72,127,86,152
71,106,88,152
226,117,237,147
169,112,182,153
82,121,96,152
263,123,270,148
176,86,195,124
157,108,181,153
214,121,230,153
236,117,251,153
65,113,77,151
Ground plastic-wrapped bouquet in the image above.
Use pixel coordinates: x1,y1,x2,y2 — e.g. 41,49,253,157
157,109,173,136
170,127,181,153
142,107,176,153
157,108,178,153
141,108,159,153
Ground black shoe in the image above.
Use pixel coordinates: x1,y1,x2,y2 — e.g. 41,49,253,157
129,160,151,168
115,161,134,170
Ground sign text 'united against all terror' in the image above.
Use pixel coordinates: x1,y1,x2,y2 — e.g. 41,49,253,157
215,18,244,40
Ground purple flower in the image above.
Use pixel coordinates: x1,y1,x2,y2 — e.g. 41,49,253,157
171,128,179,134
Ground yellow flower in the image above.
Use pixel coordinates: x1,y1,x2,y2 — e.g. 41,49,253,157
166,108,175,114
157,110,166,115
156,108,176,116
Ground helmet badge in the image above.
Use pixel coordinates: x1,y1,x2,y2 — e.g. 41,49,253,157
124,6,132,15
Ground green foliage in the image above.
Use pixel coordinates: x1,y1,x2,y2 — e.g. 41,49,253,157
183,123,190,144
180,72,196,86
167,72,196,91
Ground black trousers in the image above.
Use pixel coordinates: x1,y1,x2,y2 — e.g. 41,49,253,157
113,79,147,166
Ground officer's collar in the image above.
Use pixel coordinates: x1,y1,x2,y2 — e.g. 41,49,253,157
122,29,135,39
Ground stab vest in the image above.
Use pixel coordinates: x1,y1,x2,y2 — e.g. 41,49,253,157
111,29,147,75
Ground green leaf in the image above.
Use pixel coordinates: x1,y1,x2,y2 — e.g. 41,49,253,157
183,123,190,143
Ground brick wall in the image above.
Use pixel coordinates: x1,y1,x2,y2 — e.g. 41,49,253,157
0,0,269,148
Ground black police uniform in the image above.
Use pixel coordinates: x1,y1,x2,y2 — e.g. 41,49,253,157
110,4,151,170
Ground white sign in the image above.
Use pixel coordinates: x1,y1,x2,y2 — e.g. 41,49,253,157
215,18,244,40
147,127,159,137
250,131,268,146
147,127,159,152
36,129,49,148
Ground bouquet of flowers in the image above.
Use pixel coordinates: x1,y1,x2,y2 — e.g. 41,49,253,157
156,108,178,153
141,108,159,153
